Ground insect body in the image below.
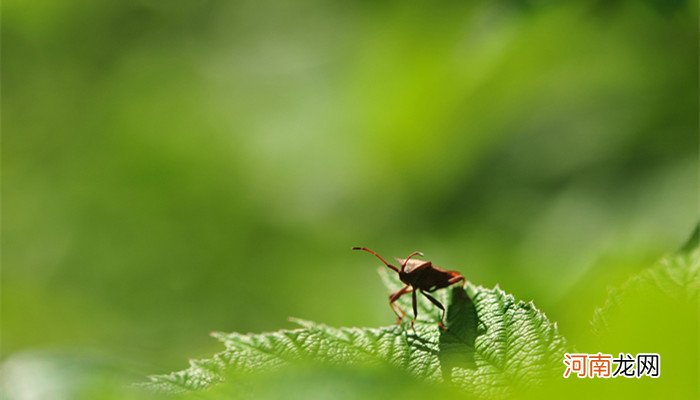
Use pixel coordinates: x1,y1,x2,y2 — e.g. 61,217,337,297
353,247,465,330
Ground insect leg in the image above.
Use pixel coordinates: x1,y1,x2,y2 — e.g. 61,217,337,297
388,285,412,323
420,290,447,331
411,291,418,330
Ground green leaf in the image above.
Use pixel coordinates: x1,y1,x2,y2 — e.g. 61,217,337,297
146,270,567,399
580,234,700,399
591,247,700,337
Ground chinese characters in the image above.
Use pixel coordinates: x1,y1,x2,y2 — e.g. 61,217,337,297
563,353,660,378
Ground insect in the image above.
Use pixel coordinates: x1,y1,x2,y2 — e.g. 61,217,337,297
353,247,465,331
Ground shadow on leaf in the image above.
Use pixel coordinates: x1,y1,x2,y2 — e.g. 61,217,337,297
438,286,480,381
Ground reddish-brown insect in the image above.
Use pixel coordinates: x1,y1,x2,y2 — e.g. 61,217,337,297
353,247,465,330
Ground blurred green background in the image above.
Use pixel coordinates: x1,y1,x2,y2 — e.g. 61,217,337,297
2,0,697,398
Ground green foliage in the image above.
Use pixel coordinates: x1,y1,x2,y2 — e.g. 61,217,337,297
592,247,700,337
505,240,699,400
146,271,568,399
146,238,700,399
3,0,696,397
562,240,700,400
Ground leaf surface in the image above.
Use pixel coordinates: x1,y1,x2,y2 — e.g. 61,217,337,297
147,269,567,398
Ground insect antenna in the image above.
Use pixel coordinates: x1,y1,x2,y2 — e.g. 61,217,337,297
400,251,424,272
352,247,399,273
